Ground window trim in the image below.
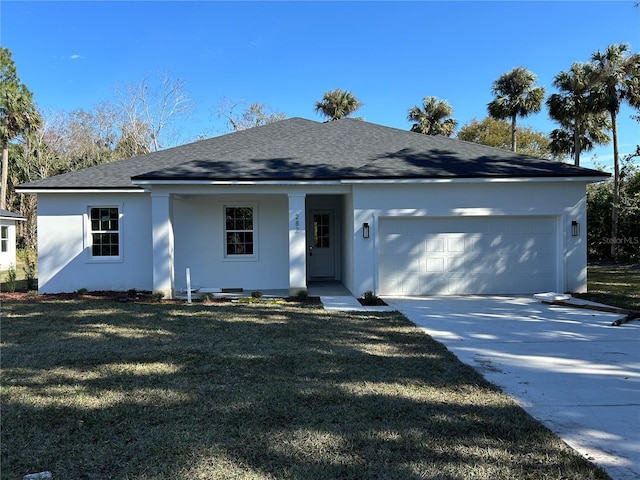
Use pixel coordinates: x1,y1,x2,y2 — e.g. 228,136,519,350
86,205,124,263
1,225,8,253
222,203,258,261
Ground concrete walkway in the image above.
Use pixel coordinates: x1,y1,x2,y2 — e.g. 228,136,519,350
319,294,395,312
386,296,640,480
309,281,395,312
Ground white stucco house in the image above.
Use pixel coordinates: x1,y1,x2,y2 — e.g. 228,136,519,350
17,118,608,298
0,209,25,271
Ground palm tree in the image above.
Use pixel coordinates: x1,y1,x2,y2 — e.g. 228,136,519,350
1,48,41,210
547,62,610,166
407,97,457,137
487,67,545,152
590,43,640,258
314,88,362,121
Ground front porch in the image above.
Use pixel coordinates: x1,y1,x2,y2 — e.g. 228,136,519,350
149,187,355,299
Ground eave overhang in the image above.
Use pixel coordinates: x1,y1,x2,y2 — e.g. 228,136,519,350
16,173,610,194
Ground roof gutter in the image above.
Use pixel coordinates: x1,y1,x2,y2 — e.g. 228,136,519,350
15,188,147,194
132,175,609,186
130,179,345,186
342,176,609,184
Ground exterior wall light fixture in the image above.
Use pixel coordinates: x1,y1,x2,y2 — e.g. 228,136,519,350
363,223,370,239
571,221,580,237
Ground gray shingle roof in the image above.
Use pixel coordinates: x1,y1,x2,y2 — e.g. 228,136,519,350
18,118,609,190
0,209,26,220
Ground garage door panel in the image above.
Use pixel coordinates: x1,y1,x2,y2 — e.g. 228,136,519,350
538,254,557,273
446,256,465,274
379,216,558,295
426,258,445,272
425,238,444,252
537,235,556,253
447,237,465,252
447,255,509,275
420,274,446,294
401,276,422,294
446,276,468,294
380,234,423,255
447,275,501,294
381,254,421,273
516,253,535,270
466,235,482,252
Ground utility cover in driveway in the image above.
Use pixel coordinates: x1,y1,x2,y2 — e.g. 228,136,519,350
379,216,558,295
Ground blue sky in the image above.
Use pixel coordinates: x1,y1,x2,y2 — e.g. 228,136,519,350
1,1,639,170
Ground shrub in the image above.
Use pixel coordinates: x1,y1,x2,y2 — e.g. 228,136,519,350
152,292,165,302
295,289,309,301
363,290,376,303
200,292,214,303
361,290,385,306
251,291,263,298
587,165,640,262
23,253,36,290
5,264,17,293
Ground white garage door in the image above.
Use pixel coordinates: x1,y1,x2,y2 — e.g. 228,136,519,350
378,216,558,295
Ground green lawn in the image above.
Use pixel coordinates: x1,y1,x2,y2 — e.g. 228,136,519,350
1,299,609,479
574,264,640,311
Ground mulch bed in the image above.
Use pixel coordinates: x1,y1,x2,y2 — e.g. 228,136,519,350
357,297,388,306
0,291,322,305
0,291,160,303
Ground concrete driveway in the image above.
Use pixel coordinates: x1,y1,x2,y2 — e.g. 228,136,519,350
385,296,640,480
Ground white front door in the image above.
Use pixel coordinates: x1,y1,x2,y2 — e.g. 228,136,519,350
307,209,335,279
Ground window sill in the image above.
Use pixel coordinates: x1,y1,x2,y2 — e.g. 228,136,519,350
222,255,258,262
86,256,124,264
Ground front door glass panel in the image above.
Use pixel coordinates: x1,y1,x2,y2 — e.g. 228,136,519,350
313,214,330,248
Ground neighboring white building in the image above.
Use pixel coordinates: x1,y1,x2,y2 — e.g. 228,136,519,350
17,118,609,298
0,209,26,271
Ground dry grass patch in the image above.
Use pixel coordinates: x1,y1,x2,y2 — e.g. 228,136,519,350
1,300,609,479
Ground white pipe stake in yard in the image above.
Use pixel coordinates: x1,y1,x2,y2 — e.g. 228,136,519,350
186,268,192,304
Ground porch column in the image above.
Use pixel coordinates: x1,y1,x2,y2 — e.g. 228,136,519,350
151,192,174,299
288,193,307,295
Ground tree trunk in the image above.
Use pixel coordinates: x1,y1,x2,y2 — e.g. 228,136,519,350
1,138,9,210
510,115,517,152
573,121,580,166
610,111,619,259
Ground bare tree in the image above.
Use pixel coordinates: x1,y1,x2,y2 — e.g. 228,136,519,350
115,72,194,151
216,98,286,132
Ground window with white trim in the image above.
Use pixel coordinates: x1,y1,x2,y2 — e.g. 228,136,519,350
225,206,254,256
1,226,8,252
89,207,120,257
